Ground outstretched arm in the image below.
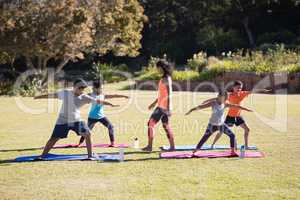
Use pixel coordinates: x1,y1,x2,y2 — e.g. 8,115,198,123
96,100,119,107
104,94,129,99
34,93,58,99
244,88,272,95
185,102,212,115
202,97,216,105
226,103,253,112
252,88,272,93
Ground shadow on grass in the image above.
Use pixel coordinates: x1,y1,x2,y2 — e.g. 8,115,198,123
0,150,163,165
0,155,243,166
0,159,15,165
0,147,43,153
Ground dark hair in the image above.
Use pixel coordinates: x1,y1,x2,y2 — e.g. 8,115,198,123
157,60,173,77
218,91,228,99
93,80,102,89
233,80,243,87
73,78,88,88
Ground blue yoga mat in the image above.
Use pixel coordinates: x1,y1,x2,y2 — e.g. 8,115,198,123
160,144,258,151
15,153,121,162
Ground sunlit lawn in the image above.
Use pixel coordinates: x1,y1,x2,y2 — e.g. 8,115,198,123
0,82,299,200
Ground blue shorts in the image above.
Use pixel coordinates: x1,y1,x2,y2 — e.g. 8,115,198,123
225,116,245,127
51,121,90,139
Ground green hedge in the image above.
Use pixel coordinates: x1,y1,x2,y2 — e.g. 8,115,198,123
137,46,300,81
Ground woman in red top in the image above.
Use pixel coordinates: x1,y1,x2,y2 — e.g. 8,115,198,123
142,60,175,152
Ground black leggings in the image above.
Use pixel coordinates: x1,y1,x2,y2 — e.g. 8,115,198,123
88,117,115,142
196,124,236,149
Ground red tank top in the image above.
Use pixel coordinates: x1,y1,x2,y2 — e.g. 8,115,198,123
157,77,172,110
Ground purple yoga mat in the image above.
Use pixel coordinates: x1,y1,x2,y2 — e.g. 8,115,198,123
160,151,264,159
52,143,129,149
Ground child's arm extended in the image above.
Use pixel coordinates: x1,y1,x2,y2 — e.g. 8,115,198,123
225,103,253,112
185,102,212,115
34,93,58,99
252,88,272,93
104,94,129,99
202,97,216,104
244,88,272,95
96,100,119,107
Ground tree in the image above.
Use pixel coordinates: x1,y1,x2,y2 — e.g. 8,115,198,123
223,0,300,48
139,0,299,63
0,0,146,73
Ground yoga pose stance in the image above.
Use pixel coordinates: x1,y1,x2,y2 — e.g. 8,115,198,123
208,81,270,149
34,79,118,160
185,91,253,154
142,60,175,152
78,80,129,147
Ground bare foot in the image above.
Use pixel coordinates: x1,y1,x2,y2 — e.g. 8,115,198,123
231,150,238,156
192,149,200,154
142,146,152,152
85,156,98,161
168,147,175,152
33,156,45,161
108,143,115,147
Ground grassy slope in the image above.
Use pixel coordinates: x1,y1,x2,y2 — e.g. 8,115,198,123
0,83,299,200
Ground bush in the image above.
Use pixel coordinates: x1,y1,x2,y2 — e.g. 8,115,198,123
137,55,200,81
257,31,297,45
258,43,278,53
136,56,166,81
187,52,208,72
0,80,14,95
137,47,300,82
137,68,200,81
136,65,161,81
11,75,43,97
208,46,300,75
172,70,199,81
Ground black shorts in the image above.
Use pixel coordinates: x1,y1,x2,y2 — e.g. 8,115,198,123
150,107,170,123
224,116,245,127
51,121,90,139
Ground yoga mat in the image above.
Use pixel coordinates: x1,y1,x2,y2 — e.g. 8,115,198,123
160,145,257,151
52,143,130,149
15,153,121,162
160,151,264,159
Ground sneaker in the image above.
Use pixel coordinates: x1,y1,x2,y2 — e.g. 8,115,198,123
141,146,152,152
33,156,45,161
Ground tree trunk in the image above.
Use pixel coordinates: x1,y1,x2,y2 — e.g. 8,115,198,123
242,17,256,49
43,57,49,70
37,56,42,72
25,57,36,70
56,58,70,74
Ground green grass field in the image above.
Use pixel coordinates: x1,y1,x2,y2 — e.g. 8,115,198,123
0,83,300,200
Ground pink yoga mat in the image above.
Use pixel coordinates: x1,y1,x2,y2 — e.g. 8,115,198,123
52,143,129,149
160,151,264,159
